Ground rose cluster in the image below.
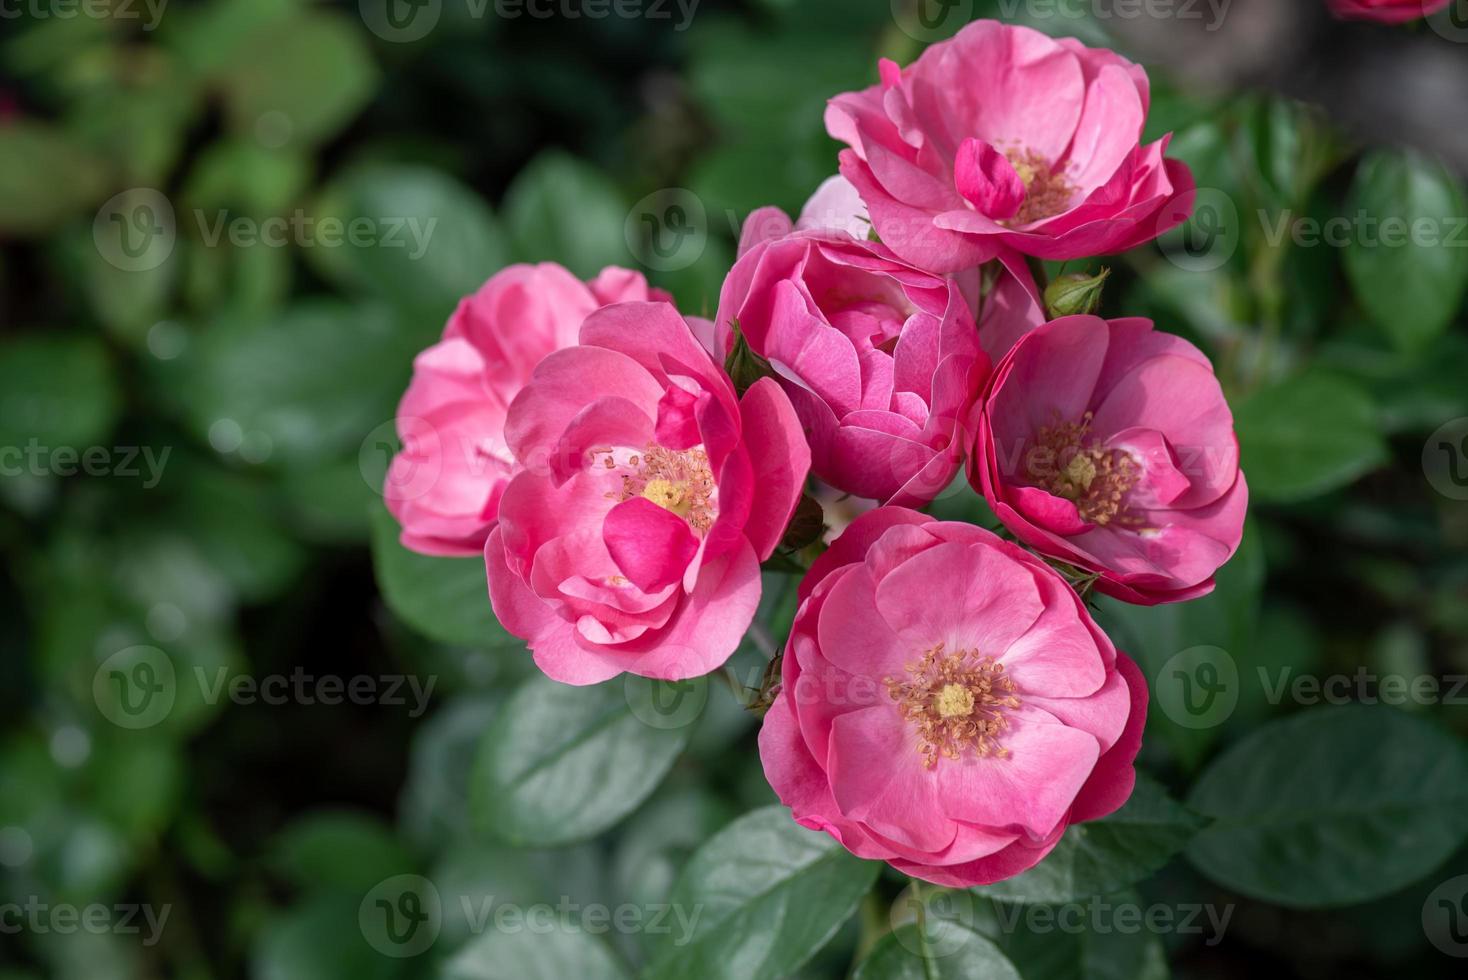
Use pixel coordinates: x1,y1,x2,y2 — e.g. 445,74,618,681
384,21,1247,887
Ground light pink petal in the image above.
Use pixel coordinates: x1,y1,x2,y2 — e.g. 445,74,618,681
932,704,1100,838
603,497,699,594
737,377,812,561
954,138,1024,219
874,541,1045,655
800,506,934,602
504,346,661,465
1068,653,1146,822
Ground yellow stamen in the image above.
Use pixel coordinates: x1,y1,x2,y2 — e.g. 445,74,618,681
641,478,690,518
885,644,1021,769
1026,412,1142,527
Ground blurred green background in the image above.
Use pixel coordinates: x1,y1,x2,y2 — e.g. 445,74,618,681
3,1,1468,978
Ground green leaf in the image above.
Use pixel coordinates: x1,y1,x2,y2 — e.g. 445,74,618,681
183,139,310,216
641,806,880,980
170,300,412,467
1344,150,1468,354
1187,705,1468,907
854,919,1022,980
268,810,416,896
1095,522,1264,769
443,927,629,980
0,123,109,235
976,774,1205,904
0,334,120,452
310,164,509,322
977,890,1171,980
252,892,400,980
368,504,515,649
612,788,735,955
471,676,689,847
217,10,377,148
504,151,632,279
59,220,179,348
1233,372,1387,503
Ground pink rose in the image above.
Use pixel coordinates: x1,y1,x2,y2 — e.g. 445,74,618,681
758,507,1145,887
717,212,1004,505
1327,0,1448,23
385,263,668,556
970,315,1248,605
485,301,810,684
825,20,1195,272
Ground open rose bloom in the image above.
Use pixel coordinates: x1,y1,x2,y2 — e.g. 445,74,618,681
385,263,667,555
1327,0,1448,23
826,20,1194,272
970,315,1248,605
717,211,991,506
758,507,1145,887
485,301,809,684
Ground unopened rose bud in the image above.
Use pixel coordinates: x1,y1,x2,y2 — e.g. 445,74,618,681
1043,267,1110,319
779,492,826,553
724,318,774,396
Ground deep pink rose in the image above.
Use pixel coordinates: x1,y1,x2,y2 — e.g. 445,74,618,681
970,315,1248,605
718,210,1030,506
1327,0,1448,23
825,20,1195,272
485,301,810,684
758,507,1145,887
385,263,668,556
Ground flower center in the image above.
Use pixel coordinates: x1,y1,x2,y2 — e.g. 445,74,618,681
884,643,1021,769
1026,412,1141,527
608,445,716,533
1004,147,1073,226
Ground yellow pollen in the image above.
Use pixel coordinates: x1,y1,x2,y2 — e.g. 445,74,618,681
936,683,975,719
1026,412,1143,527
1003,147,1074,226
607,444,716,533
1059,454,1097,499
641,478,690,516
885,643,1020,769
